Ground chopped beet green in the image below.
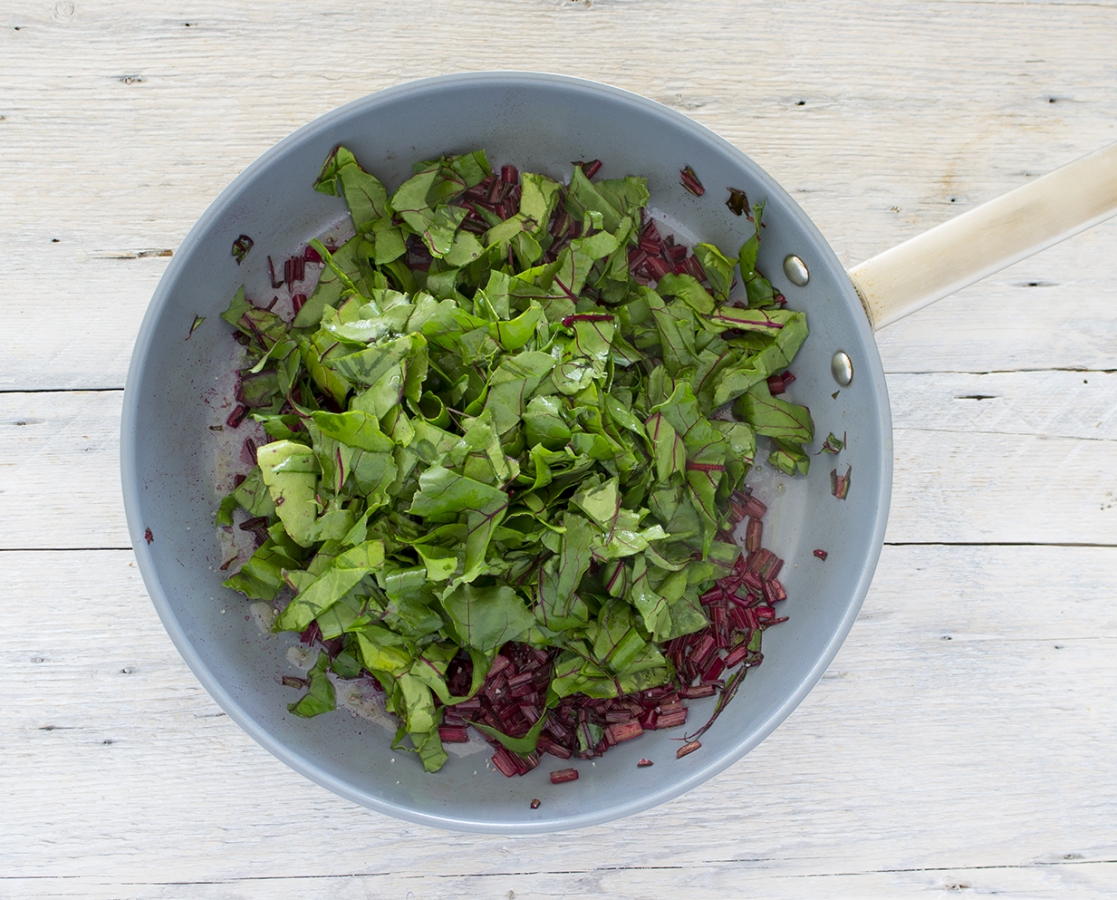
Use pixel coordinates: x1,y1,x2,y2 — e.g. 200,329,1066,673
216,146,812,776
819,432,845,455
680,166,705,196
232,234,254,264
725,187,748,216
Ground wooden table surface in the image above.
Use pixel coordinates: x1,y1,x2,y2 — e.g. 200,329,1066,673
3,1,1117,897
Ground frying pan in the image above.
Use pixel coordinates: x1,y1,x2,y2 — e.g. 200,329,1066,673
120,72,1117,833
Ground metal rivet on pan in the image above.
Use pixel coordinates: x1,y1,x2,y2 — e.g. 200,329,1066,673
783,254,809,286
831,351,854,387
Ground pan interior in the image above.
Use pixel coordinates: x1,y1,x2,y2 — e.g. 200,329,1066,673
121,72,891,833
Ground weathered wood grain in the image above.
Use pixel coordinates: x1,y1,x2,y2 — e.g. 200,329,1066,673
0,390,125,549
2,545,1115,894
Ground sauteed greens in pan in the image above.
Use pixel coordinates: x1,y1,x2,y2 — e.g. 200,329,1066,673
217,147,813,774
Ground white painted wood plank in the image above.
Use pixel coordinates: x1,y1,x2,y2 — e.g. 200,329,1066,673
890,370,1117,544
888,426,1117,544
2,1,1117,388
0,390,126,549
888,370,1117,441
3,545,1115,894
5,862,1117,900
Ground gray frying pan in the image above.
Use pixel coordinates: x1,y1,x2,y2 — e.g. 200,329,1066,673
121,72,1117,833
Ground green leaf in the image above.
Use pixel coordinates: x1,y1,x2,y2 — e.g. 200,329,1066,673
310,409,394,452
482,350,556,436
655,272,715,314
735,380,814,443
693,243,735,301
287,651,336,718
535,513,594,632
355,626,416,677
571,476,621,530
394,673,447,773
440,583,535,652
490,301,544,351
273,540,385,632
408,465,508,520
769,438,811,476
470,712,549,754
317,147,390,232
645,412,686,483
256,440,319,548
523,394,572,450
222,539,300,601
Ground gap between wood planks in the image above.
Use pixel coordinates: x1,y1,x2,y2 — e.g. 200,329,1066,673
0,387,123,395
1,854,1111,886
893,366,1117,376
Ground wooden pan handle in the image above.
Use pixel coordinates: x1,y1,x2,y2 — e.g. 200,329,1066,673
847,141,1117,331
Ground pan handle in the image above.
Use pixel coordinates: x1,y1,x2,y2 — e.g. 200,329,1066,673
846,141,1117,331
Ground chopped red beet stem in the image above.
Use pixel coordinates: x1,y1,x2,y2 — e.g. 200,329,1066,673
680,166,706,196
651,254,675,279
831,464,853,499
575,159,602,178
745,517,763,552
438,725,470,743
656,709,688,729
762,556,783,582
702,656,726,682
491,746,521,778
676,740,702,759
682,254,706,280
267,255,283,288
226,404,248,428
743,495,768,518
723,643,751,669
607,721,644,743
550,767,579,784
530,798,541,809
814,548,829,561
629,244,649,265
